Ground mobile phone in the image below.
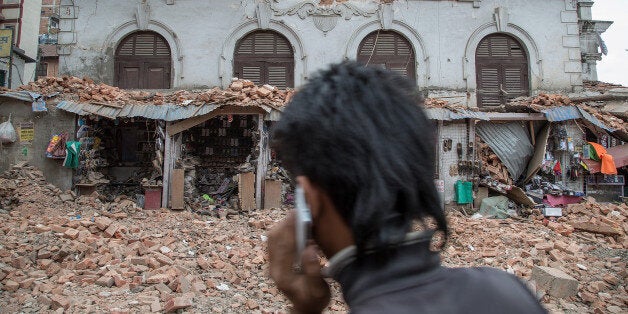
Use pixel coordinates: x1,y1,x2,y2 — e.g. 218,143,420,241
294,186,312,272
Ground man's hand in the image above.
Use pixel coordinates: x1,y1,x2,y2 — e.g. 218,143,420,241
267,211,330,313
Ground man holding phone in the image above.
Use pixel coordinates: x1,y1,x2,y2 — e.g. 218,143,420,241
268,62,545,313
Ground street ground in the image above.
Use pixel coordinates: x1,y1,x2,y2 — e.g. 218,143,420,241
0,165,626,313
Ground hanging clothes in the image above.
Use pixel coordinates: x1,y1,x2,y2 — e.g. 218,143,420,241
587,142,617,175
63,141,81,169
553,160,562,176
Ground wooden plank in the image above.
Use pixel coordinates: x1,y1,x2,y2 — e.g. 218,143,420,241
238,172,256,211
485,112,546,121
171,169,185,210
255,114,266,210
264,180,282,209
162,122,172,208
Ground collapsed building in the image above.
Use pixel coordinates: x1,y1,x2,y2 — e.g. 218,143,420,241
0,77,290,213
0,77,625,213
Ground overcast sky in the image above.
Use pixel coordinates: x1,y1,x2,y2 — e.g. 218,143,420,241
591,0,628,86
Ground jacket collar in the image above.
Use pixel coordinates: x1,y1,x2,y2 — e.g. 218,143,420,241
328,231,442,307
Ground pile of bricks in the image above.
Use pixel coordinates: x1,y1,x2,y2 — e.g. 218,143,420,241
476,138,513,185
445,198,627,313
1,164,626,313
17,76,292,109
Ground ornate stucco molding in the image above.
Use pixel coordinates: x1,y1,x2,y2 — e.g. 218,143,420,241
268,0,380,33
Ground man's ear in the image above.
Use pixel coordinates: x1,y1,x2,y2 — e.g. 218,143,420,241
296,176,323,220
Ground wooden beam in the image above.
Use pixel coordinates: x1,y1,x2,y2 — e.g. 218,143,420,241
255,114,267,210
167,106,266,136
162,122,172,208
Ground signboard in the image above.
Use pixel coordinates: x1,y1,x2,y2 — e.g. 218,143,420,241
19,122,34,142
0,29,13,58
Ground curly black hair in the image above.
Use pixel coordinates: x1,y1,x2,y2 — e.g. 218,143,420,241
271,62,447,254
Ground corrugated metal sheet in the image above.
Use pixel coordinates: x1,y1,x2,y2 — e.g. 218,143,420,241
449,109,489,121
0,91,38,103
577,107,615,132
425,108,489,121
425,108,452,120
56,101,275,122
542,105,614,132
542,106,581,122
476,121,534,180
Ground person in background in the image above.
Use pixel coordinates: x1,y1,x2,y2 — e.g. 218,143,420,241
267,62,546,314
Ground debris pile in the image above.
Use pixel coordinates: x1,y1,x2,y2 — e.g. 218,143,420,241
18,76,292,108
584,80,624,93
1,165,626,313
477,138,513,185
0,164,300,313
445,198,627,313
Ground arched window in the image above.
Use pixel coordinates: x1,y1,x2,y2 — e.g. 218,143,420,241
475,34,529,107
115,31,172,89
234,30,294,89
357,30,416,82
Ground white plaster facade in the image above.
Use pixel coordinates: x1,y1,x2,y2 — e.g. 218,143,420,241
58,0,608,106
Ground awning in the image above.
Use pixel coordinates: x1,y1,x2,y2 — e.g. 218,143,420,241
56,100,278,122
425,108,489,121
541,105,615,132
583,144,628,173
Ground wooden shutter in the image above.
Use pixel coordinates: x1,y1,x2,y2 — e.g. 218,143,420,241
357,31,415,82
115,31,172,89
475,34,529,107
234,31,294,88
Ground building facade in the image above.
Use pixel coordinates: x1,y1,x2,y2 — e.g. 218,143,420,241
0,0,42,87
57,0,611,108
37,0,60,78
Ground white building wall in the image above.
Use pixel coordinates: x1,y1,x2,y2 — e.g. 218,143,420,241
18,0,42,85
59,0,584,102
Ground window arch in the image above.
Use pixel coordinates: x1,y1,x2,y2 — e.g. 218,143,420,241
357,30,416,82
234,30,294,88
475,34,529,107
115,31,172,89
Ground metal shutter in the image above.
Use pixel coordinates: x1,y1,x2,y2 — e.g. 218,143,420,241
357,31,415,82
234,31,294,88
475,34,529,107
115,31,172,89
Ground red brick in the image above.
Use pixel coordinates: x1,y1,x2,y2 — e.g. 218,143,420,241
50,294,70,310
63,228,79,239
3,280,19,292
164,296,193,313
95,217,113,230
96,276,115,287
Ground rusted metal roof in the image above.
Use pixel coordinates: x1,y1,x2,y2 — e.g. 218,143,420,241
541,105,615,132
56,101,276,122
0,91,38,102
425,108,489,121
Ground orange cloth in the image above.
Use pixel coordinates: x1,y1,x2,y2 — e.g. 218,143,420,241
588,142,618,175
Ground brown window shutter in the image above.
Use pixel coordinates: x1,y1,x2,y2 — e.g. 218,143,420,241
115,31,172,89
234,31,295,88
475,34,529,107
357,31,415,82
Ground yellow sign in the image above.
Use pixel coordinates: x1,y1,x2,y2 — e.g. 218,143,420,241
0,29,12,58
19,122,34,142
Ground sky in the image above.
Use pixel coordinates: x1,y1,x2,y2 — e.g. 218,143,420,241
591,0,628,86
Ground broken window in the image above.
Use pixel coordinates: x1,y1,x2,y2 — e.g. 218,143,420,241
357,30,416,82
234,31,294,89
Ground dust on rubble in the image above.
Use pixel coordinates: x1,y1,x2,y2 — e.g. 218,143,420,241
1,165,626,313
